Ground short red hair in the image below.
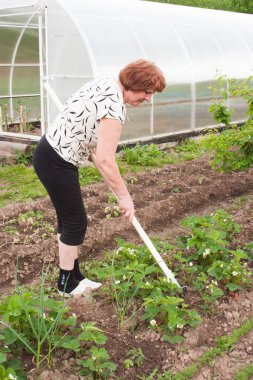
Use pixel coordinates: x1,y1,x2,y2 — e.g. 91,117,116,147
119,59,166,93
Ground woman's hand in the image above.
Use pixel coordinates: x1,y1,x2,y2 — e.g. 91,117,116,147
118,194,135,223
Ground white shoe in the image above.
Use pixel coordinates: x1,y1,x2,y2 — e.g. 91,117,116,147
58,278,102,297
79,278,102,290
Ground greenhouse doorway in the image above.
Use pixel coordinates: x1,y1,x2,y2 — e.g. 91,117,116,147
0,4,46,142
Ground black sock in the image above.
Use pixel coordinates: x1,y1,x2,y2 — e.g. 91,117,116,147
58,268,79,293
74,259,85,281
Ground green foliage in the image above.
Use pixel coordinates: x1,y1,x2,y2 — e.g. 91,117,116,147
204,122,253,172
0,266,113,376
142,288,201,338
175,138,204,156
204,75,253,172
124,347,146,369
208,102,233,127
77,346,117,379
107,192,117,204
0,164,47,207
0,364,17,380
144,0,253,14
88,240,201,337
104,205,121,219
0,267,77,368
177,210,251,302
234,362,253,380
14,145,36,166
208,75,233,127
78,166,101,186
122,143,166,166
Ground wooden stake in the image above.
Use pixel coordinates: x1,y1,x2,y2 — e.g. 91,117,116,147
0,106,2,133
23,105,27,132
19,105,23,133
3,104,8,131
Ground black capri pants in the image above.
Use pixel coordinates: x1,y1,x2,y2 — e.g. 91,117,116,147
33,135,87,246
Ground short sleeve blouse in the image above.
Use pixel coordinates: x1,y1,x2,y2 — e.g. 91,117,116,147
45,78,126,167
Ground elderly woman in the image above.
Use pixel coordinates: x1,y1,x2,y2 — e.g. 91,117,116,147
33,59,166,296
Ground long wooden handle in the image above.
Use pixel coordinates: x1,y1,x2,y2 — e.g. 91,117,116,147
131,216,180,286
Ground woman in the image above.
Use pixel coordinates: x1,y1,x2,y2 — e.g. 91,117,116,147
33,59,166,296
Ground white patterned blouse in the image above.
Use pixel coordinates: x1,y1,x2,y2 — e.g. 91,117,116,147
45,78,126,167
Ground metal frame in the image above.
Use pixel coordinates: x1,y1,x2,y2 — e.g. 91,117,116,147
0,0,251,143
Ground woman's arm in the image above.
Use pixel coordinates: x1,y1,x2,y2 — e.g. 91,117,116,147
95,118,134,222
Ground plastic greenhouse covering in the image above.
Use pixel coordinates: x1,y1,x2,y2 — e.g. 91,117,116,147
0,0,253,143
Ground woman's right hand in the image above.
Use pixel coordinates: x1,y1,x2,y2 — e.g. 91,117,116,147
118,194,135,223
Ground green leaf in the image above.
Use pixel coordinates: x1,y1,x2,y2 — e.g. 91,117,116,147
0,352,7,364
61,338,80,352
163,335,184,344
226,283,242,291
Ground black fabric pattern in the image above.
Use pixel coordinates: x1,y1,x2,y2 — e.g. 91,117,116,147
46,78,126,167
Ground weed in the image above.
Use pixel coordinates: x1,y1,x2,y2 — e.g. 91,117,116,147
124,347,146,369
79,166,101,186
107,192,117,204
77,346,117,379
234,362,253,380
122,144,166,166
104,205,121,219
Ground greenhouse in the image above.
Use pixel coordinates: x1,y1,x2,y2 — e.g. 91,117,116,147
0,0,253,143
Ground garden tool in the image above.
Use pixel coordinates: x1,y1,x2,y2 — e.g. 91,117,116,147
44,81,185,291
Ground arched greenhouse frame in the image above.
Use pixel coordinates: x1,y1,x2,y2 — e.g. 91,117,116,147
0,0,253,144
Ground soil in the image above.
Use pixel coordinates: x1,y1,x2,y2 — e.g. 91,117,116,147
1,156,253,380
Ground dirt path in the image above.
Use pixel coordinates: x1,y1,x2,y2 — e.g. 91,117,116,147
1,157,253,379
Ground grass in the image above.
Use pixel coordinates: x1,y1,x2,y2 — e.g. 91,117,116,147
0,164,102,208
234,363,253,380
0,164,47,207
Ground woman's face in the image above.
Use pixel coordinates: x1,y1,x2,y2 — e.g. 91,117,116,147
123,90,153,106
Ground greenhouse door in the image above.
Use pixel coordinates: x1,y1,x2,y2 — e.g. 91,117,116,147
0,5,46,141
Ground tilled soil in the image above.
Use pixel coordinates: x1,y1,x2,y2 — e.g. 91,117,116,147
1,156,253,379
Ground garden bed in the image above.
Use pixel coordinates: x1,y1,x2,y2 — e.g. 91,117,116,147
0,156,253,379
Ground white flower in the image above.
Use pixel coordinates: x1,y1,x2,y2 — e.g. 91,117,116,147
146,282,150,286
43,313,46,319
186,246,190,250
115,280,120,284
189,262,193,267
211,280,218,286
128,248,136,255
203,248,211,258
177,324,184,329
92,355,97,361
8,375,17,380
232,271,238,276
150,319,157,326
116,247,123,255
123,275,127,280
72,313,77,318
210,213,214,216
